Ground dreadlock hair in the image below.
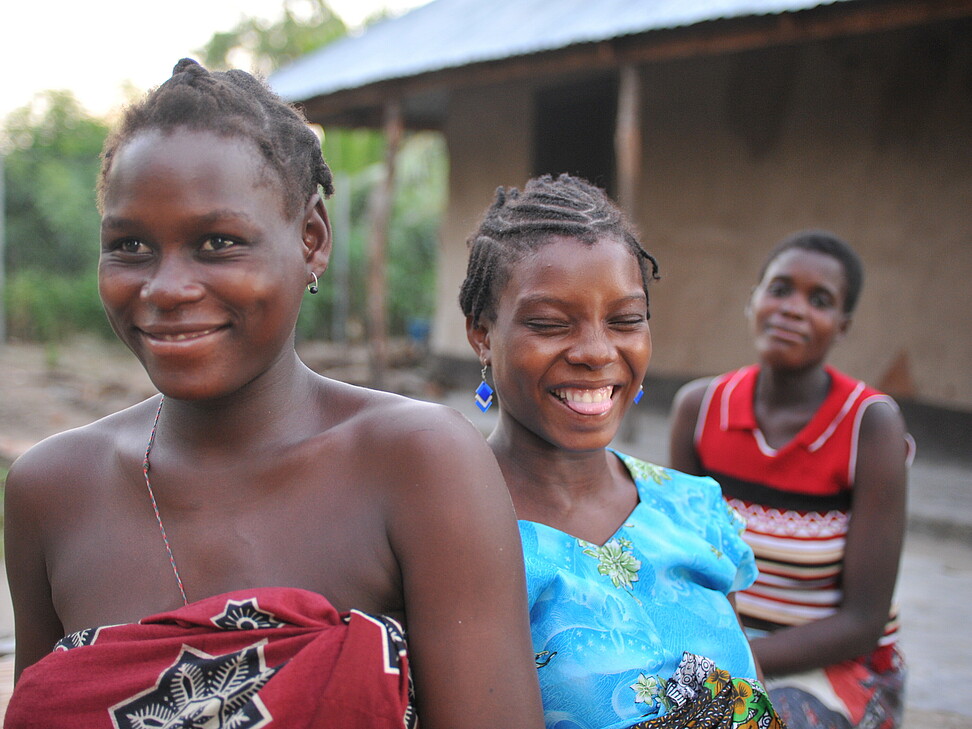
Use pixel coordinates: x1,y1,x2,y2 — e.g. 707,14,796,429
459,173,660,326
98,58,333,217
758,229,864,314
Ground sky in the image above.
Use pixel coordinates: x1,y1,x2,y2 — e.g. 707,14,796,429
0,0,430,122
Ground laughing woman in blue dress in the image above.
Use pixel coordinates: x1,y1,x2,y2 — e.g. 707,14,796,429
459,173,786,729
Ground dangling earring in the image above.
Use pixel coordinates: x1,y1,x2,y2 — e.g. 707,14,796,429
307,271,319,295
633,385,645,404
475,365,494,413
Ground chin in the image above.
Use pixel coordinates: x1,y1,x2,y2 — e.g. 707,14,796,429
553,429,618,453
146,371,239,402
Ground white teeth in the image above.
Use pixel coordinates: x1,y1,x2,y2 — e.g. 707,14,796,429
555,387,612,403
157,328,217,342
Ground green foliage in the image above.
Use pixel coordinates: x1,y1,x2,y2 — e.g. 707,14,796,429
387,133,447,331
296,131,447,341
0,3,448,348
0,469,5,557
2,91,107,275
197,0,347,75
4,268,112,343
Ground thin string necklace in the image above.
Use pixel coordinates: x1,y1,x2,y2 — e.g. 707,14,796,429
143,396,190,606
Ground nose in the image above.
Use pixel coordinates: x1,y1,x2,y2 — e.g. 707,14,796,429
139,252,205,310
778,291,809,319
565,324,617,369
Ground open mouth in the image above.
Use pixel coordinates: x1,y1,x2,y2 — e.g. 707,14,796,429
552,386,617,415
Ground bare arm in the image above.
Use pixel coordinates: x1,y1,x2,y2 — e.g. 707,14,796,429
671,386,767,681
750,400,909,675
385,406,544,729
668,378,710,474
4,445,68,681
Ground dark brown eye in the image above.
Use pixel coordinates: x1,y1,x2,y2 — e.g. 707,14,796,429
117,239,148,254
200,235,237,252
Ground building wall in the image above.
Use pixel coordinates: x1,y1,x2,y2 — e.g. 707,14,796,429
434,20,972,412
432,82,533,360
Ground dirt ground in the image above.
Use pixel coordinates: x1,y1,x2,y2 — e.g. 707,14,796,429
0,338,158,464
0,336,438,467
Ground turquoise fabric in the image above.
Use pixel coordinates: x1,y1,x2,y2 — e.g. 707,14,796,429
520,450,758,729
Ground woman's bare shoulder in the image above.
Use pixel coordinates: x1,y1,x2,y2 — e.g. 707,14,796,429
322,380,496,490
672,376,715,409
326,379,477,442
7,396,160,492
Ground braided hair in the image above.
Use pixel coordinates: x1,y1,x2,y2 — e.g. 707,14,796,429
98,58,333,217
459,173,659,325
758,229,863,314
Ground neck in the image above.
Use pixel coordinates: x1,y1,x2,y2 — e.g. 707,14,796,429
154,352,320,460
755,362,830,409
487,419,617,511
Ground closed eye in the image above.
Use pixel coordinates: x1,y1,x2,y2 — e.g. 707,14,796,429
611,315,646,329
525,319,569,331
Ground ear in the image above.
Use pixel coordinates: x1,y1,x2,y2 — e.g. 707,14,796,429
465,314,491,365
744,285,757,319
301,193,332,275
836,314,852,341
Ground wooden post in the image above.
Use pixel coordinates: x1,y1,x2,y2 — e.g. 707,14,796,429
366,101,403,389
0,153,6,344
331,171,350,343
615,69,642,442
615,64,643,217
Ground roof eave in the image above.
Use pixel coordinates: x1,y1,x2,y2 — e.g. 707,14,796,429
293,0,972,129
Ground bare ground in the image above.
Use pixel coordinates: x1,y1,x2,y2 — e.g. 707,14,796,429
0,336,440,467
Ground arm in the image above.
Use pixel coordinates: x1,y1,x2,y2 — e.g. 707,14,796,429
385,406,544,729
668,378,710,474
728,593,765,682
4,447,67,680
672,378,764,676
750,400,909,675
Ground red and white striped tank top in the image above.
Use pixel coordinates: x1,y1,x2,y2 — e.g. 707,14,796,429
694,364,910,647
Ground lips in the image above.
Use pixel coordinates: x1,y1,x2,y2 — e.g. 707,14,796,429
763,323,807,344
552,386,616,415
143,327,223,342
137,324,228,351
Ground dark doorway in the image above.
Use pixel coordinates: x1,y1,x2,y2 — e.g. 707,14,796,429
533,78,617,195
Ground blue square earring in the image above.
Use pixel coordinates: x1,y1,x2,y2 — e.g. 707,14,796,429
475,365,494,413
633,385,645,404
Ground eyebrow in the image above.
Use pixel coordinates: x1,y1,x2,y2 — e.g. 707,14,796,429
517,293,647,308
101,209,258,231
769,274,840,295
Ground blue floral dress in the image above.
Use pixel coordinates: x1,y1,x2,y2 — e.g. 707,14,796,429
520,450,761,729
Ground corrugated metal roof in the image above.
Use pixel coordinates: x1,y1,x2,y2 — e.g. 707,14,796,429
271,0,856,102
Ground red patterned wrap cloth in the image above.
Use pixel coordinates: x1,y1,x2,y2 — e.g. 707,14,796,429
4,587,416,728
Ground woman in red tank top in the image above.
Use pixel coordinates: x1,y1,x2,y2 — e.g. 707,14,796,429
669,230,912,729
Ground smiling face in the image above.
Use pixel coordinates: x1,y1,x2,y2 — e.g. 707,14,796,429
470,234,651,453
748,247,851,372
98,129,328,400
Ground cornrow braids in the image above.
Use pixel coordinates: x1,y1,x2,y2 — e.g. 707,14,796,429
98,58,333,217
459,173,659,325
759,229,863,314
